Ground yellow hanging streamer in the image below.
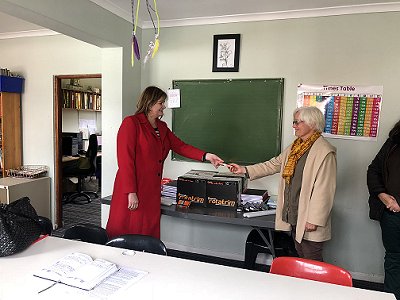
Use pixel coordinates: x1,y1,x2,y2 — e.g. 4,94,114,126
134,0,140,35
154,0,160,36
152,37,159,58
151,0,160,58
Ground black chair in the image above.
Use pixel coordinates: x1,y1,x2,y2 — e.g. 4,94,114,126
106,234,168,256
63,134,98,204
37,216,53,235
244,229,297,270
63,223,108,245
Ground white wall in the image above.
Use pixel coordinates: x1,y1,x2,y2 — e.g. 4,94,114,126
0,34,102,215
0,0,142,212
141,12,400,281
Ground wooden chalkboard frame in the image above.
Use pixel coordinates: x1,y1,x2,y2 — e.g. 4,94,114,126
172,79,284,165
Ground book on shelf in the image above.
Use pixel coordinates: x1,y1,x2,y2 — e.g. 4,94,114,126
33,252,147,291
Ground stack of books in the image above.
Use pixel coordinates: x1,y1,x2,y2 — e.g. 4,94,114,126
161,181,177,198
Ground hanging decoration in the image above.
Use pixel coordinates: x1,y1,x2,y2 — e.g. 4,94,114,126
131,0,141,66
143,0,160,64
131,0,160,66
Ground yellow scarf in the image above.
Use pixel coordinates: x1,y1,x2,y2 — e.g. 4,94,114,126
282,132,321,184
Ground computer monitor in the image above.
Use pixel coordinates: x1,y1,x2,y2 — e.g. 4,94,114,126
62,136,78,156
63,132,83,151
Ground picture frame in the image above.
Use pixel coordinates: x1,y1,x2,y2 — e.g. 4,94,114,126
212,34,241,72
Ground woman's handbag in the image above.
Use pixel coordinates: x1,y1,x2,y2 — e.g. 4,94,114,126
0,197,42,257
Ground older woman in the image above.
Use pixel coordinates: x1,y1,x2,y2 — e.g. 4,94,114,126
229,106,337,261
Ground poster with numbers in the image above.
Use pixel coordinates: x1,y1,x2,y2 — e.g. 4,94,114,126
297,84,383,141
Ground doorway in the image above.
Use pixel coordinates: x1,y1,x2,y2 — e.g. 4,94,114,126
54,74,101,228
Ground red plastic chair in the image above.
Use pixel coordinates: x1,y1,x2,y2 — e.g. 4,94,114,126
269,257,353,287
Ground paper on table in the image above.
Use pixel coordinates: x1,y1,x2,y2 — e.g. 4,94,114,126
161,197,176,206
243,209,276,218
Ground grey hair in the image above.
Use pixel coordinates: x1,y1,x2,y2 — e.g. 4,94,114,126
293,106,325,132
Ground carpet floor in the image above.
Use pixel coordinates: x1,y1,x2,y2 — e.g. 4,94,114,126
52,195,101,237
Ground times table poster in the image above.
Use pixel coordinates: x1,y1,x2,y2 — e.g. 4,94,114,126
297,84,383,141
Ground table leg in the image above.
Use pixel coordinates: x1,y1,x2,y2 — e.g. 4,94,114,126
254,227,276,258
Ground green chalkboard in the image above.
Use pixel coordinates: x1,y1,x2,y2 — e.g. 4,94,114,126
172,79,284,165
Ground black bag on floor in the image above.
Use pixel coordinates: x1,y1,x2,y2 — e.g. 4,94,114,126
0,197,42,257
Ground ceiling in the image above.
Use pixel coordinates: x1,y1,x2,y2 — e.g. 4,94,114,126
1,0,400,37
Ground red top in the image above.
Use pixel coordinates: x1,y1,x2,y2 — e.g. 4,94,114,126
106,113,205,239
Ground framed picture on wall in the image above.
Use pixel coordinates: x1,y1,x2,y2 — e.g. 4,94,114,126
212,34,241,72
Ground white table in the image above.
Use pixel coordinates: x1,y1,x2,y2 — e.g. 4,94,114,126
0,237,395,300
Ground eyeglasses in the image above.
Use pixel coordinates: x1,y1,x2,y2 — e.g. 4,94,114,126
292,120,304,126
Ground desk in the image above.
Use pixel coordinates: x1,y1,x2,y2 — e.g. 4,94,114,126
102,195,277,256
0,236,395,300
0,177,51,218
162,202,277,256
62,155,80,162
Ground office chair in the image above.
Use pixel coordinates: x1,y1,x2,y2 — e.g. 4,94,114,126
269,256,353,287
106,234,168,256
63,134,98,204
63,223,109,245
37,216,53,235
244,229,297,270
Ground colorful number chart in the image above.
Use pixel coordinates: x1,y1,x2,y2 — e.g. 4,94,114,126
297,84,383,141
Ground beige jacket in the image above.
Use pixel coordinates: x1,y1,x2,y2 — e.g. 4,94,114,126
246,136,337,243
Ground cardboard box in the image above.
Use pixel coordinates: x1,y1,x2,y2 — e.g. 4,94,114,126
176,175,207,207
176,170,247,210
206,177,242,210
213,172,248,192
0,76,24,93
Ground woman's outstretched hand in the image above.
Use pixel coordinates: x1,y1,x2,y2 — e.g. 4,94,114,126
205,153,224,168
227,163,246,174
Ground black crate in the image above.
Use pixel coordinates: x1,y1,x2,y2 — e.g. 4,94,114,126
206,177,242,210
176,176,207,207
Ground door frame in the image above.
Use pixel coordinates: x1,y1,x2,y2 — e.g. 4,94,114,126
53,74,101,228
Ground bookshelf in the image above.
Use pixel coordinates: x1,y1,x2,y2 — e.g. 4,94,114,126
62,88,101,111
0,92,22,177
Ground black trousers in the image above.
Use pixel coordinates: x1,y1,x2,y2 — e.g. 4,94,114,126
381,210,400,300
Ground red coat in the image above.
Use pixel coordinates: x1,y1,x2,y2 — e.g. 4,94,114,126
106,113,205,239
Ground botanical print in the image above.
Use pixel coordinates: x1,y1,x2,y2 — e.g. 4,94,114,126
217,39,235,68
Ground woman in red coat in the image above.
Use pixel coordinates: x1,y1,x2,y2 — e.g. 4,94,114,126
106,86,224,239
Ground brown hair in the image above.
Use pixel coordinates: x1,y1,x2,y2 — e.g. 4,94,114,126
135,86,167,115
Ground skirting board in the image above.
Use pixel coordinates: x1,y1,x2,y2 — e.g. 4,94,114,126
164,241,384,283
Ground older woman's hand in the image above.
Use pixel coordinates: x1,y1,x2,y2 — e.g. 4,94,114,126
305,222,318,232
227,163,246,175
